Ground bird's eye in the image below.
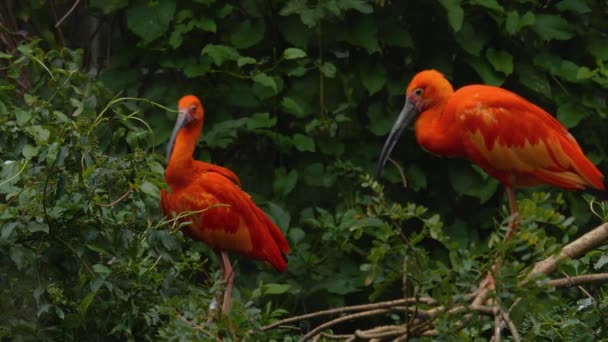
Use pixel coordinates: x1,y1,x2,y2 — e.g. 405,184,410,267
189,105,196,113
413,88,423,97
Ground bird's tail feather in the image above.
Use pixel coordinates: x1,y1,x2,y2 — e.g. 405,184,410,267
584,178,608,200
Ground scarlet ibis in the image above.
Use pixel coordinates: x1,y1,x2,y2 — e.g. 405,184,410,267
376,70,606,239
160,95,290,314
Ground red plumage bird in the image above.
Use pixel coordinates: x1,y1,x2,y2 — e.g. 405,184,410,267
376,70,606,239
160,95,290,314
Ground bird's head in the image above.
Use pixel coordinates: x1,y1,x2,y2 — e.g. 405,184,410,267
375,70,453,179
166,95,205,163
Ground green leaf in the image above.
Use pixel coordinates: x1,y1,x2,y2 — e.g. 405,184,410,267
556,0,591,14
517,64,552,98
237,56,256,67
533,14,575,41
27,125,50,143
278,15,313,48
486,48,513,75
366,102,393,136
78,292,98,315
263,283,291,295
505,11,519,35
337,0,373,14
594,253,608,270
288,227,305,244
9,246,34,270
449,164,499,203
455,23,487,56
319,62,337,78
586,33,608,61
468,57,504,86
519,11,535,28
361,64,387,95
439,0,464,32
252,73,278,94
183,60,211,78
195,17,217,32
92,264,111,275
90,0,128,13
140,181,160,200
283,48,307,60
281,96,307,117
267,201,290,230
15,109,32,126
273,168,298,196
557,102,585,129
292,133,315,152
406,164,427,192
21,144,38,159
28,221,49,233
280,0,323,28
230,20,265,49
340,16,380,53
246,112,277,129
470,0,504,12
127,0,176,43
201,44,240,66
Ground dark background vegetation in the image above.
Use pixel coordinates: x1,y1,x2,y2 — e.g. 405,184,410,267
1,0,608,340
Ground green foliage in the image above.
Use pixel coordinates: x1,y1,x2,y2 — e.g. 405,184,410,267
2,0,608,339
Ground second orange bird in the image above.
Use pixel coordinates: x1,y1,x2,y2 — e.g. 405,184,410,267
377,70,606,238
160,95,290,314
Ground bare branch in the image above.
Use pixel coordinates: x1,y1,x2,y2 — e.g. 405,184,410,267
545,273,608,288
261,297,436,331
55,0,81,28
522,222,608,285
502,311,521,342
298,308,394,342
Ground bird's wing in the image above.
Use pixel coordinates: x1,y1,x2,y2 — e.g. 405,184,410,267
162,170,288,271
453,85,603,190
193,161,242,186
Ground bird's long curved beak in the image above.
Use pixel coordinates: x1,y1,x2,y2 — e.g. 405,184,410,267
375,99,419,179
166,110,190,163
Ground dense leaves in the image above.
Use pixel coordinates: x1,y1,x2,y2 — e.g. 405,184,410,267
2,0,608,340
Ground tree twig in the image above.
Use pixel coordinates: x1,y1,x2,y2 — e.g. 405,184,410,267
55,0,81,28
545,273,608,288
261,297,436,331
522,222,608,285
96,188,133,207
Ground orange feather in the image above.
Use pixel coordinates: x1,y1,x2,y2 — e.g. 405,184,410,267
160,95,289,272
378,70,605,195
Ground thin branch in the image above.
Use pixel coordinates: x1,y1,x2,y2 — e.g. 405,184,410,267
502,310,521,342
356,325,406,339
388,157,407,189
545,273,608,288
261,297,436,331
175,313,221,341
298,308,393,342
55,0,81,28
522,222,608,285
96,188,133,207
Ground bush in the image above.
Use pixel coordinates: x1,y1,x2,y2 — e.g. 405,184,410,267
2,0,608,340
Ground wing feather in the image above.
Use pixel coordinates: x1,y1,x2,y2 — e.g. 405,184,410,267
451,85,604,190
161,170,288,271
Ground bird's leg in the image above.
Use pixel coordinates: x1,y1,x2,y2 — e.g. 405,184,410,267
220,251,234,315
475,187,521,305
504,186,521,241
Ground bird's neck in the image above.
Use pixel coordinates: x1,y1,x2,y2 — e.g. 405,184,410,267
415,101,462,157
165,122,202,187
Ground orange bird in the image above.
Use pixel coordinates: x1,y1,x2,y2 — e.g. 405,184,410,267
377,70,606,238
160,95,290,314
